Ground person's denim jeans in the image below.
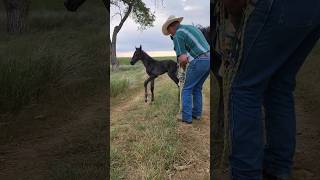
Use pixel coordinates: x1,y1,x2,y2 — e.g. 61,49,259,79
229,0,320,179
182,55,210,122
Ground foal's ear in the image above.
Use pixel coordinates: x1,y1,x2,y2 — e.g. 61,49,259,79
139,45,142,50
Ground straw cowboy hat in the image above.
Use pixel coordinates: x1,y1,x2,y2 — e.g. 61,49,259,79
162,15,183,36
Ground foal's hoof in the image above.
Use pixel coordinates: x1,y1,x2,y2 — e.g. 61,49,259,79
145,99,147,103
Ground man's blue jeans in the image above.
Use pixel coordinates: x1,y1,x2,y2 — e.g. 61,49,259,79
182,55,210,122
229,0,320,179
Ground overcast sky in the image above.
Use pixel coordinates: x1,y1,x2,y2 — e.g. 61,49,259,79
110,0,210,57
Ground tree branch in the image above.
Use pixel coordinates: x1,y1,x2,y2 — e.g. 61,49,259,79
114,3,133,34
112,2,123,19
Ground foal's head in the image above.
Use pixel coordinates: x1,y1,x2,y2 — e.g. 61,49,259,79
130,45,145,65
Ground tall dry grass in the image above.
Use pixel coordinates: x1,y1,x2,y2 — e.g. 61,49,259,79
0,1,107,113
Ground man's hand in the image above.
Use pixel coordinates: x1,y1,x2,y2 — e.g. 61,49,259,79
178,54,188,70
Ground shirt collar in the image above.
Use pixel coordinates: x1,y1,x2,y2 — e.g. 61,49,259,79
176,24,182,30
173,24,182,38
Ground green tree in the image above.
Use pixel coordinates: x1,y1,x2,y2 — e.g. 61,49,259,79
110,0,157,70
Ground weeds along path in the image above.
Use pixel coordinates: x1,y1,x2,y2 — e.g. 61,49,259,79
110,72,210,180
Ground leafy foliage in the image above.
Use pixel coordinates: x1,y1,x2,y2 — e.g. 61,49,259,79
131,0,155,30
111,0,156,30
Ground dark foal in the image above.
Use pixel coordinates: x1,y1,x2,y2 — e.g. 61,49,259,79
130,46,179,103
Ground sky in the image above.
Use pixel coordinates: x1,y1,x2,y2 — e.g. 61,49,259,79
110,0,210,57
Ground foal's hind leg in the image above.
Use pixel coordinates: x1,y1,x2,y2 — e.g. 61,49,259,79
151,79,155,102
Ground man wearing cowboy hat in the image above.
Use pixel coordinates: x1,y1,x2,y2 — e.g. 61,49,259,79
162,15,210,124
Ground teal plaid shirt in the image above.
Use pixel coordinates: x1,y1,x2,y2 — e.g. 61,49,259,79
173,24,209,58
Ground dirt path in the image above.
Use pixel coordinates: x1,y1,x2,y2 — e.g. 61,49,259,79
0,93,107,179
293,98,320,180
110,74,160,129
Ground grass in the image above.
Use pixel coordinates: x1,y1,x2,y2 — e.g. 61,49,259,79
0,1,106,113
110,58,145,104
110,73,180,179
0,1,108,179
110,56,212,179
110,78,130,97
109,54,178,180
0,30,106,113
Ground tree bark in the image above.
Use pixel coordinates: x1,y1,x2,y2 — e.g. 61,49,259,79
111,33,118,71
110,3,133,71
3,0,30,33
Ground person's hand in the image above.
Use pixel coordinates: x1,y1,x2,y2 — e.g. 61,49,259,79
180,59,188,70
181,63,187,71
178,54,188,70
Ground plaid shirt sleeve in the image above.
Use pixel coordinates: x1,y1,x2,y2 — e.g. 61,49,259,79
173,32,187,56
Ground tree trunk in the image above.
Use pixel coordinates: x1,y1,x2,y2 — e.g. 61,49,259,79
110,3,133,71
111,25,121,71
3,0,30,33
110,35,119,71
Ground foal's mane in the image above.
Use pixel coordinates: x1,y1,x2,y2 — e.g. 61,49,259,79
140,49,156,62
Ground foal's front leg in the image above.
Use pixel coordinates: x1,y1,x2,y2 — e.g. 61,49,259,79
144,76,155,103
144,79,149,103
150,79,155,102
